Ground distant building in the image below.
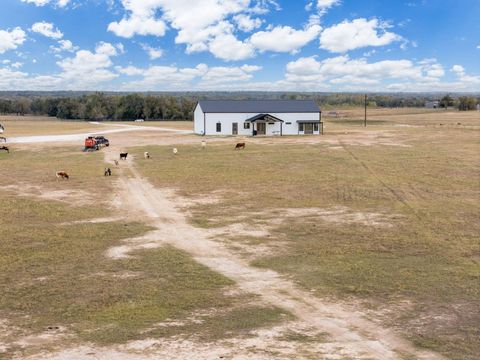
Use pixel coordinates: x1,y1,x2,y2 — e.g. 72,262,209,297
425,101,440,109
194,100,322,136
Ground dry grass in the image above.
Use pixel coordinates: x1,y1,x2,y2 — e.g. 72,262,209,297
110,120,193,130
0,116,100,137
325,108,480,127
0,146,286,359
131,110,480,359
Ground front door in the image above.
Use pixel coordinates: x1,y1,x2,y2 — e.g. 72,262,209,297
304,123,314,134
257,122,266,135
232,122,238,135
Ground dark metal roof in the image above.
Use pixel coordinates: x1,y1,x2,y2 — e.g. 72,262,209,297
245,114,284,122
197,100,320,113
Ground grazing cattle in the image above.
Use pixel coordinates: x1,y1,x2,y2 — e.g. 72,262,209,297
235,143,246,150
120,153,128,160
114,160,119,166
0,137,6,143
201,141,207,150
144,151,150,159
0,146,9,153
56,171,69,180
173,148,178,155
104,167,112,176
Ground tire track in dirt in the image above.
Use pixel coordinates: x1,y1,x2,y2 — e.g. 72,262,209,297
338,140,422,220
105,150,442,360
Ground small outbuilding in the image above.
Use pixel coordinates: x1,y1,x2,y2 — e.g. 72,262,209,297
194,100,322,136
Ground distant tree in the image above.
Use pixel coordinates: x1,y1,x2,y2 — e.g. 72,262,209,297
439,95,454,109
0,99,12,114
13,98,31,115
457,96,477,111
117,94,145,120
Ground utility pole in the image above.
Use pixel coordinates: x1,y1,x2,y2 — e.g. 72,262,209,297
364,94,368,127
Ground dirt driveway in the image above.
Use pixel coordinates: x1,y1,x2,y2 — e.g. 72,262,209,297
17,125,447,359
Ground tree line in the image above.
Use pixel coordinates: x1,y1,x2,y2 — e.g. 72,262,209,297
0,93,197,120
0,92,478,120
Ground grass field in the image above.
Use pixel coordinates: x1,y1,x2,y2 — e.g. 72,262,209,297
130,111,480,359
0,146,286,359
0,116,100,136
0,109,478,359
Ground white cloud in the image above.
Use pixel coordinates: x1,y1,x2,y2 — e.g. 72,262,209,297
117,63,208,90
50,42,120,89
108,0,280,60
209,33,255,61
425,64,444,78
116,62,261,90
200,64,261,85
320,18,402,53
306,0,340,15
0,27,26,54
31,21,63,39
451,64,465,75
283,55,444,89
108,16,167,38
317,0,341,14
233,14,262,32
116,65,145,76
50,39,78,53
95,42,118,56
250,24,321,54
21,0,70,7
141,44,163,59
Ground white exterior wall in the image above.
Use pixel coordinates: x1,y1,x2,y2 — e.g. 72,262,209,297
193,104,205,135
194,108,321,136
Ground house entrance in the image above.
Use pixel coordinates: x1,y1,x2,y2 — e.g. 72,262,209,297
257,123,266,135
304,123,314,134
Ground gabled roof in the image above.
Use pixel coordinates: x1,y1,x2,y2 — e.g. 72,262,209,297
197,100,320,113
245,114,284,122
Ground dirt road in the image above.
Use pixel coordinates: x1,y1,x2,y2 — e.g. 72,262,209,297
6,123,191,144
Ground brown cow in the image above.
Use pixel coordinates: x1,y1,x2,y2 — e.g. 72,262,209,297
120,153,128,160
56,171,69,180
235,143,246,150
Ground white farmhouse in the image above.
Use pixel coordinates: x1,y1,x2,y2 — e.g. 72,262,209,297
194,100,322,136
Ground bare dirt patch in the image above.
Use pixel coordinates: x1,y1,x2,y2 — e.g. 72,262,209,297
3,184,93,207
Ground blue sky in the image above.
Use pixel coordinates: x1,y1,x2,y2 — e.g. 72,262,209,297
0,0,479,91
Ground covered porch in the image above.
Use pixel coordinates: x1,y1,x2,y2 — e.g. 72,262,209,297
297,120,323,135
246,114,284,136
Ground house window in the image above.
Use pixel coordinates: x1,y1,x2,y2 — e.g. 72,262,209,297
299,123,304,131
286,122,292,125
244,122,250,129
216,122,221,132
314,123,319,132
268,122,275,125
